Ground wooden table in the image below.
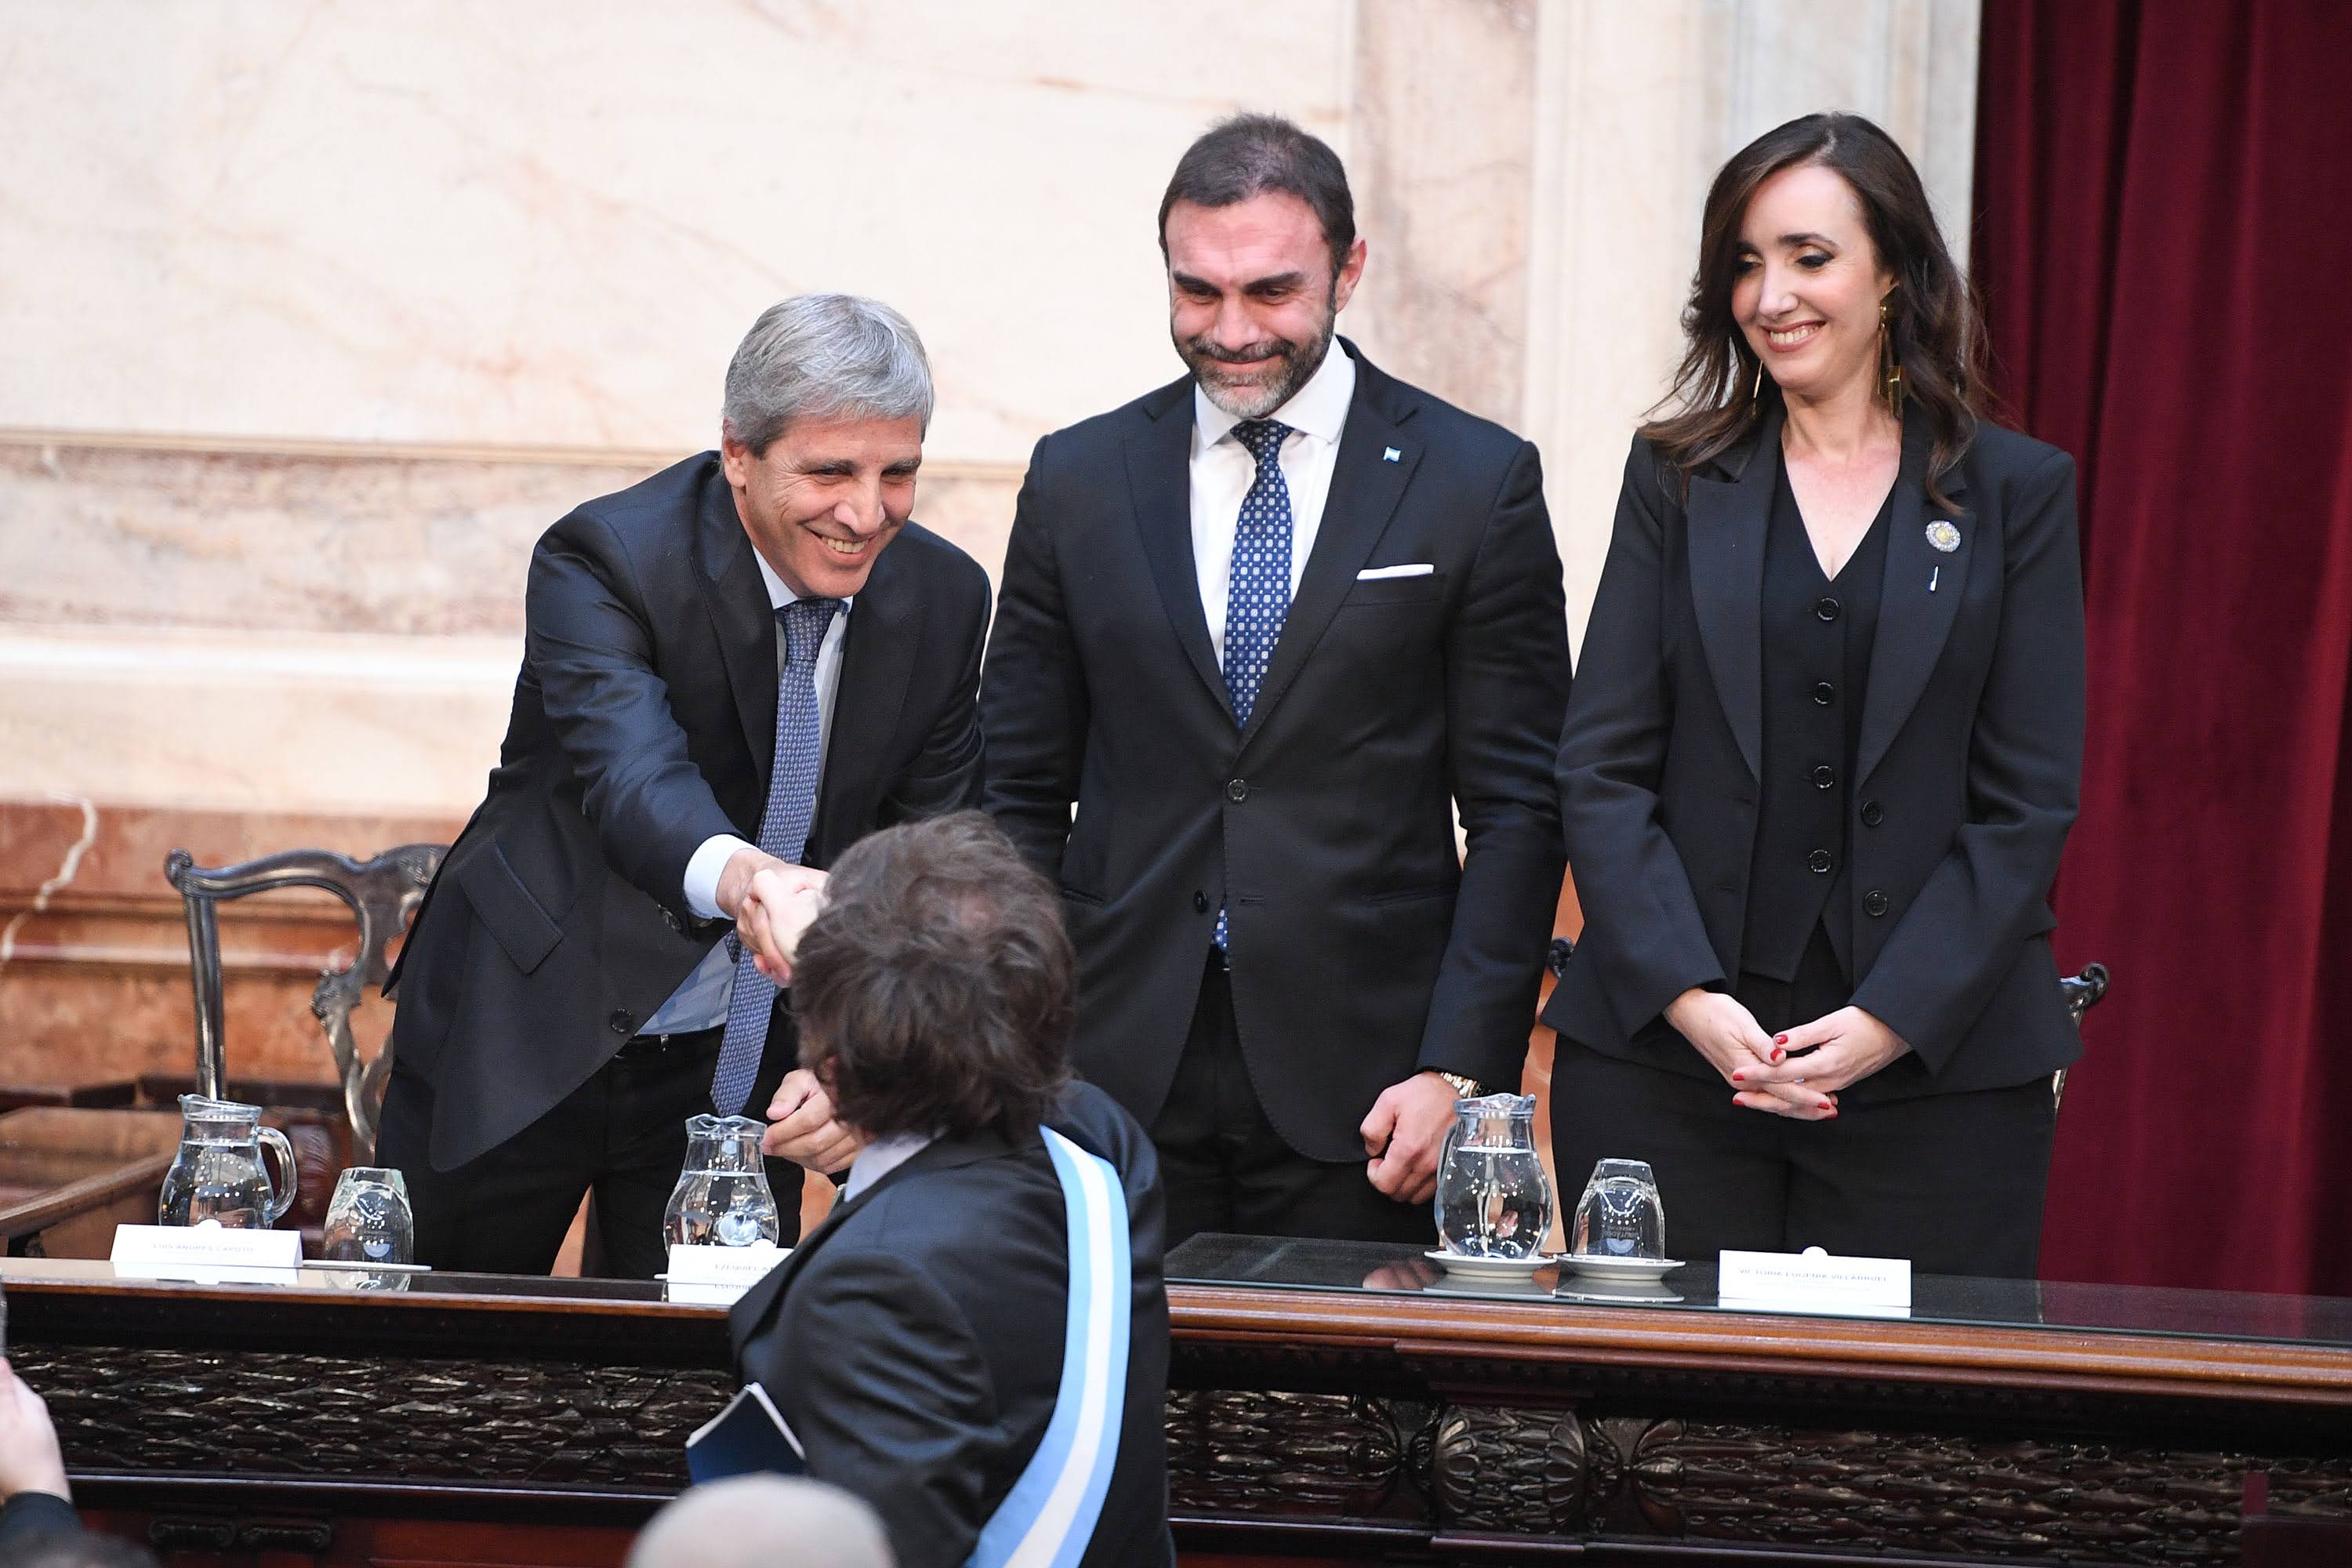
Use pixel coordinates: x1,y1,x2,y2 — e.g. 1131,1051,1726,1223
7,1240,2352,1566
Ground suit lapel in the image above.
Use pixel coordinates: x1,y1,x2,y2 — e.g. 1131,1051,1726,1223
694,468,782,797
1242,350,1420,749
728,1184,850,1336
811,545,918,864
1125,377,1230,718
1686,403,1781,782
1857,417,1971,786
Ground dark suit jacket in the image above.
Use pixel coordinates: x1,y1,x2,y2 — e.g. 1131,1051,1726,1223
730,1083,1174,1568
386,452,989,1170
1544,405,2085,1099
981,345,1572,1160
0,1491,81,1549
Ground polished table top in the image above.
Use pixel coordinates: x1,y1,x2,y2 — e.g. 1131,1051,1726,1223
1163,1233,2352,1350
10,1236,2352,1432
9,1237,2352,1351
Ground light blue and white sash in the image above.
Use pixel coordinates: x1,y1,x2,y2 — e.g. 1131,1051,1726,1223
966,1127,1132,1568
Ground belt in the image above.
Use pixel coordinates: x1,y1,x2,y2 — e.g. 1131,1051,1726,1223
616,1025,723,1058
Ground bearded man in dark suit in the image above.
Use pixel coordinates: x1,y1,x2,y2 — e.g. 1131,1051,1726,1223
379,294,991,1277
982,115,1573,1245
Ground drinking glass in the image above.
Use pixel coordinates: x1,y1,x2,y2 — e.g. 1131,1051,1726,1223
1570,1158,1667,1260
321,1167,415,1271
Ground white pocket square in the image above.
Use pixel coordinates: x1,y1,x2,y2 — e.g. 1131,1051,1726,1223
1356,563,1435,580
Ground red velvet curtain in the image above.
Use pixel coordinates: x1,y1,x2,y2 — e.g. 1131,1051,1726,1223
1973,0,2352,1294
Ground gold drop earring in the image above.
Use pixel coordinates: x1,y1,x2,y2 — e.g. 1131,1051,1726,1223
1879,296,1904,419
1751,353,1766,407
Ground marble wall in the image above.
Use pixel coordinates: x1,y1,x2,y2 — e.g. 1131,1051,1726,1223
1523,0,1982,641
0,0,1351,460
0,0,1978,1094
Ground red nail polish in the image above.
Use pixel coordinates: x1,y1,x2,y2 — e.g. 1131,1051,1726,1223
1772,1049,1786,1062
1775,1033,1788,1044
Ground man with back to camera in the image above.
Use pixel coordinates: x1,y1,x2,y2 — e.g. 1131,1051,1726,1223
981,114,1573,1246
377,294,993,1276
730,812,1174,1568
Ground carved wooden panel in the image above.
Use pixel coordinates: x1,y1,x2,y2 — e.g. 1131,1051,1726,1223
1425,1403,1585,1533
1427,1403,2352,1563
1165,1390,1407,1516
13,1344,731,1490
16,1265,2352,1565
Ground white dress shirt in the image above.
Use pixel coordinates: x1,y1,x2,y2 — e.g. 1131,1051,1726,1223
1190,341,1358,663
843,1129,937,1203
639,553,851,1036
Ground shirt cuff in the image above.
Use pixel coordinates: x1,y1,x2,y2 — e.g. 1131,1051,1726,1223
683,834,757,921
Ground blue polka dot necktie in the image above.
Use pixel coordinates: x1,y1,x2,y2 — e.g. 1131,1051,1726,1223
1215,418,1294,952
711,595,841,1118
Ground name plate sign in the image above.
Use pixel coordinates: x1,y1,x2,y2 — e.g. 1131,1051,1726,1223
112,1222,302,1282
664,1243,786,1306
1718,1247,1912,1314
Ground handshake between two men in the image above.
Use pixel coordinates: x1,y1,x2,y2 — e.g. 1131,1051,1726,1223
714,849,851,1178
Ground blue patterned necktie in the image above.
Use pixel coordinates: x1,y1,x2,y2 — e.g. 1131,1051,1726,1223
1214,418,1294,952
711,595,841,1117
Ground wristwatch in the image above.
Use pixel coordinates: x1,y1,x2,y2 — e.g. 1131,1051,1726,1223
1435,1071,1484,1099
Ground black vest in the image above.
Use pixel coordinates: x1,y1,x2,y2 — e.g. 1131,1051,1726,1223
1741,457,1891,982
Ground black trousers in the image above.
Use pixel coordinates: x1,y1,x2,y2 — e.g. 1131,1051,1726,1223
1548,1039,2056,1279
378,1026,808,1279
1150,956,1433,1250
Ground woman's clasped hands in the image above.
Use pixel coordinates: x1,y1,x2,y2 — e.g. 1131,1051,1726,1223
1664,990,1911,1121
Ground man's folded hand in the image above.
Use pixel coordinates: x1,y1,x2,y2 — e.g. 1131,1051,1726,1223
762,1068,865,1174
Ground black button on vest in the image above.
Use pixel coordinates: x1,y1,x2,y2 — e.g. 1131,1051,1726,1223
1742,459,1890,984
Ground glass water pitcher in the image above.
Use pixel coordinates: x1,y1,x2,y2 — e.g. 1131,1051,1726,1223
158,1094,296,1229
1433,1092,1553,1259
664,1114,783,1248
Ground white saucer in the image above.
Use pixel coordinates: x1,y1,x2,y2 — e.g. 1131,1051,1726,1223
1558,1253,1683,1283
1425,1247,1550,1281
1555,1283,1683,1306
1432,1274,1559,1299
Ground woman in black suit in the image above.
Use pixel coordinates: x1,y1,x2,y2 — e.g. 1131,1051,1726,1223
1544,112,2084,1277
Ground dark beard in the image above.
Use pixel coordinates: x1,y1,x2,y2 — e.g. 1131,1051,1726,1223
1175,308,1337,419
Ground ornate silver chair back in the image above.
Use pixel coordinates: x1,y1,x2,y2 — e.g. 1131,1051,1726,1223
164,844,445,1161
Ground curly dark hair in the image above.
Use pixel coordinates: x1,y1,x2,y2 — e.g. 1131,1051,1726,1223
789,812,1073,1142
1642,111,1991,510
